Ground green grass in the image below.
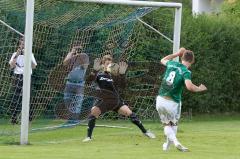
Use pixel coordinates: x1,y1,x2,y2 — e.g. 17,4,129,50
0,116,240,159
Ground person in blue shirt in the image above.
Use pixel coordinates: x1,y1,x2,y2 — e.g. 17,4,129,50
63,45,89,122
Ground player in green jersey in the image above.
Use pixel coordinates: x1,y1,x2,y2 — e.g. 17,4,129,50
157,48,207,152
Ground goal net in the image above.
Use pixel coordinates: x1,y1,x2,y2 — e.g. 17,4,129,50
0,0,181,143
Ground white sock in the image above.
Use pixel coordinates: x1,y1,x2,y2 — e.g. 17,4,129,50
166,125,178,144
164,126,180,146
173,126,178,135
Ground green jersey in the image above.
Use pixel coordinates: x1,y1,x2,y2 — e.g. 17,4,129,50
159,60,191,103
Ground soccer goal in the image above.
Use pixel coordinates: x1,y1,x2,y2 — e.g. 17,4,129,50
0,0,182,145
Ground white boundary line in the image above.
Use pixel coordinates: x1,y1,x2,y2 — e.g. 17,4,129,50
31,122,131,131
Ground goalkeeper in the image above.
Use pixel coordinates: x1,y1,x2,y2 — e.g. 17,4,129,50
82,55,155,142
63,44,89,122
156,48,207,152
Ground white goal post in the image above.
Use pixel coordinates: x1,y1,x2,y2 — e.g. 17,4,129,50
21,0,182,145
21,0,35,145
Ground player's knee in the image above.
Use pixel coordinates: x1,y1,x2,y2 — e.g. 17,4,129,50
91,106,101,118
124,110,132,117
126,109,132,116
119,105,132,116
163,122,171,126
167,121,177,126
172,122,178,126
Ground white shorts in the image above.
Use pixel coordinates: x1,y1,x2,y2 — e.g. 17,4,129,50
156,96,181,125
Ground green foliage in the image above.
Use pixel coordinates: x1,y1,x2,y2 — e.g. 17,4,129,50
222,0,240,18
180,4,240,113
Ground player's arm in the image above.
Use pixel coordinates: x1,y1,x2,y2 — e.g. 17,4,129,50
31,63,37,69
63,50,75,65
185,80,207,92
112,61,128,89
86,58,101,83
112,73,127,89
9,54,17,69
9,51,21,69
31,53,37,69
10,40,27,68
118,61,128,88
63,45,83,65
160,48,186,66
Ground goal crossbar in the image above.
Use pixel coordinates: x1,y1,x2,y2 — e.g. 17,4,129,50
68,0,182,8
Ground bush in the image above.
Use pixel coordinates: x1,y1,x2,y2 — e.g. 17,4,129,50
180,3,240,113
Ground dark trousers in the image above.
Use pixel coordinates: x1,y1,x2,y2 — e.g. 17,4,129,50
64,82,84,120
9,74,33,124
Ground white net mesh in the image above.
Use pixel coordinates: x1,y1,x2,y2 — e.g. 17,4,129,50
0,0,176,139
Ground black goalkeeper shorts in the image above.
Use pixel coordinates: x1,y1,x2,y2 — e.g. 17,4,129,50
93,90,127,114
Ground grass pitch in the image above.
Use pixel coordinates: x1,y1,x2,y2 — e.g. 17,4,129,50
0,115,240,159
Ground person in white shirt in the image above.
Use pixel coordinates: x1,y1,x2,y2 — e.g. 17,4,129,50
8,37,37,124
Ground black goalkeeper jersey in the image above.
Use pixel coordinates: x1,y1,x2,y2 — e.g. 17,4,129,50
87,70,126,95
96,71,115,92
86,70,127,111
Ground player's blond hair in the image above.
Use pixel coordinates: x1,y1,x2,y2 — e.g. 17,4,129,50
101,54,113,64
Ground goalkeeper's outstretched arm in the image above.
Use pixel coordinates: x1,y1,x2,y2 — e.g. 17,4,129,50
112,61,128,89
86,58,102,83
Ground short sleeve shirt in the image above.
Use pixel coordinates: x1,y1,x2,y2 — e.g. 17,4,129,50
158,60,191,103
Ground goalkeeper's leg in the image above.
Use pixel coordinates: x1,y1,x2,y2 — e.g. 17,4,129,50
83,106,101,142
118,105,155,139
